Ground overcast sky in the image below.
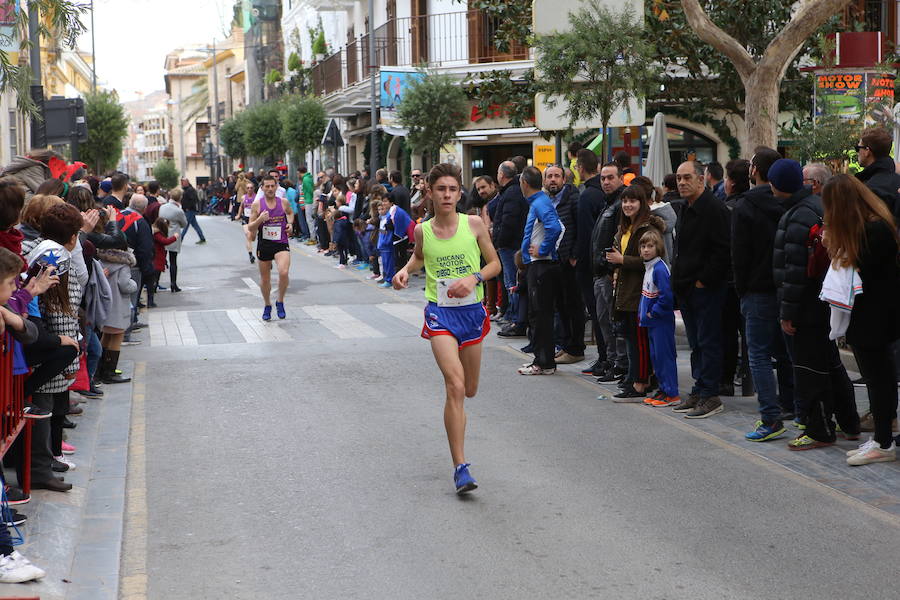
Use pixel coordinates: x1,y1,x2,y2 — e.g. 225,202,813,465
78,0,236,102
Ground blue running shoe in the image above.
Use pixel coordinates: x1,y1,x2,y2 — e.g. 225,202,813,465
745,420,786,442
378,281,392,288
275,301,286,319
454,463,477,495
262,305,272,321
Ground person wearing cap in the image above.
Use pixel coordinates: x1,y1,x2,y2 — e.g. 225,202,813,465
732,148,794,443
771,158,860,451
669,160,731,419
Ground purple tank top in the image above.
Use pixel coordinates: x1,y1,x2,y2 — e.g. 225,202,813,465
241,194,255,218
259,197,288,243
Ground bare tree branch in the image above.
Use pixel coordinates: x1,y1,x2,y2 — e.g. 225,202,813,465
680,0,756,81
762,0,854,77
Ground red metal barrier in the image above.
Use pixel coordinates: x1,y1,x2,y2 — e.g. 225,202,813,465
0,332,31,495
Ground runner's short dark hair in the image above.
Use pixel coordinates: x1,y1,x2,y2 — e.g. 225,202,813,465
261,175,277,184
427,163,462,188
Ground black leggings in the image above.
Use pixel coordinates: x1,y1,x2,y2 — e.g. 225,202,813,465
854,344,899,447
168,251,178,286
24,344,78,399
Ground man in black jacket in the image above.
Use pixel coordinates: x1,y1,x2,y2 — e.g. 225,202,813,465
180,178,207,244
671,160,730,418
590,163,627,382
494,161,529,337
544,165,583,363
771,158,859,449
573,149,607,374
855,126,900,220
388,170,411,213
732,148,793,442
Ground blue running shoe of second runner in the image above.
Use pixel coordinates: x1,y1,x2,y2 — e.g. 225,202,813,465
454,463,477,495
262,305,272,321
276,301,286,319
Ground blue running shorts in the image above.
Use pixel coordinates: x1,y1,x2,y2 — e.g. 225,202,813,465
421,301,490,347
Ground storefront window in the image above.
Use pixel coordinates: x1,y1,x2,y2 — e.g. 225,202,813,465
641,124,717,169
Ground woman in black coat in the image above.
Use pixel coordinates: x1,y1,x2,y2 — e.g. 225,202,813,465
823,174,900,466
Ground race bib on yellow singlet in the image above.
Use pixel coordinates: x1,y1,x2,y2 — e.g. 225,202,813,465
262,225,281,241
437,278,477,307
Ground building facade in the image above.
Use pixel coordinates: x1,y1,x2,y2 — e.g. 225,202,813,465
164,50,210,185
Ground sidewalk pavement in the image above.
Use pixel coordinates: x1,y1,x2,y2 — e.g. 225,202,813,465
2,361,133,600
509,339,900,520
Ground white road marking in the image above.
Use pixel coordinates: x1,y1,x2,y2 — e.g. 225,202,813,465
376,302,422,328
226,308,292,343
303,305,385,339
149,310,198,347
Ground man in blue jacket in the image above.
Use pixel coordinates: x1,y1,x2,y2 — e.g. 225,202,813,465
518,166,562,375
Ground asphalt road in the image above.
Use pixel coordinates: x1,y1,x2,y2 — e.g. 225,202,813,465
125,215,899,600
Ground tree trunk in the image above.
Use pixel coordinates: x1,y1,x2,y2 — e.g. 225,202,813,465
742,68,781,153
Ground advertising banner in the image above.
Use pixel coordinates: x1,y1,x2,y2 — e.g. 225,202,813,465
380,70,425,129
814,70,896,127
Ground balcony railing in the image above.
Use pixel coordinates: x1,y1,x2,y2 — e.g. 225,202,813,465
310,10,529,99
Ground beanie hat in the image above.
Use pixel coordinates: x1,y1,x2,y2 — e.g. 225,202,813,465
768,159,803,194
99,180,112,193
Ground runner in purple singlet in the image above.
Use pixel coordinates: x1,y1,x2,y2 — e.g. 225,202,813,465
249,175,294,321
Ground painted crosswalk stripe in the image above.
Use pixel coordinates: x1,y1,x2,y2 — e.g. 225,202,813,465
303,305,385,339
226,308,292,343
149,311,198,347
376,302,422,329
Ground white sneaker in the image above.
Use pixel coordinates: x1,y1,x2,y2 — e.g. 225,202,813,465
846,438,879,457
0,551,46,583
847,441,896,466
54,455,76,470
374,276,384,283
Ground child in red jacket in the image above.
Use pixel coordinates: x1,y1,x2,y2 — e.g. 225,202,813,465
150,218,178,307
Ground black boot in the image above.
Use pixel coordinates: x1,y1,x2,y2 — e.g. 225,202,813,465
99,350,131,384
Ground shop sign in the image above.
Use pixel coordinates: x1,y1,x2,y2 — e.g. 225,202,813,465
533,145,556,171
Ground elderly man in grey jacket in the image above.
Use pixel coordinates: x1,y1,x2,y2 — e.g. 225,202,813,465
158,189,188,292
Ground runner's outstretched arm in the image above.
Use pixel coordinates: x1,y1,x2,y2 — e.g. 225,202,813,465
392,224,425,289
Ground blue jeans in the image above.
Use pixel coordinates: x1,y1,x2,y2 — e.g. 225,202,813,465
679,284,726,398
741,292,793,424
87,328,102,378
183,210,206,242
498,247,520,325
297,207,310,238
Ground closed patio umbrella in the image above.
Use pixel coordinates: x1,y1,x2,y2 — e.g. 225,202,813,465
645,112,672,187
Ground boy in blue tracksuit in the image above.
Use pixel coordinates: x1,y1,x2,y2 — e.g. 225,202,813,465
376,202,394,287
638,229,680,406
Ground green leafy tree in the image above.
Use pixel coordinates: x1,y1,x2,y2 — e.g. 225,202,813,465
0,0,88,117
152,158,179,189
782,112,860,168
241,101,286,162
288,52,302,73
464,69,537,128
396,71,468,163
535,0,659,159
219,111,247,160
81,90,128,174
280,95,326,159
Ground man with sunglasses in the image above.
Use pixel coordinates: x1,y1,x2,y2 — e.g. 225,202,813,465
855,127,900,220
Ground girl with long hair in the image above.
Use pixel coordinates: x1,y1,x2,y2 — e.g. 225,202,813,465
605,184,666,400
823,174,900,465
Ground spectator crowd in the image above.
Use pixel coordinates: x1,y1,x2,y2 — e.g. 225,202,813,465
1,125,899,582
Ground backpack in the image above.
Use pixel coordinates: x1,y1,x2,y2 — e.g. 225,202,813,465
806,220,830,279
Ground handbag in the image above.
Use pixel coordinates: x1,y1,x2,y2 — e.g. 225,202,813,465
68,353,90,392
